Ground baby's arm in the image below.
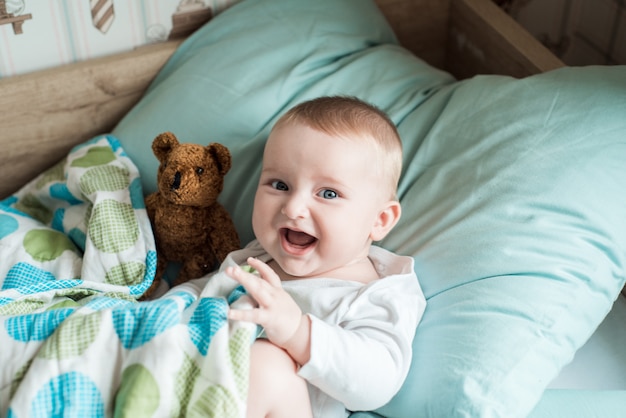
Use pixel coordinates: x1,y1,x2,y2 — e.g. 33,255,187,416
299,278,424,411
226,257,312,366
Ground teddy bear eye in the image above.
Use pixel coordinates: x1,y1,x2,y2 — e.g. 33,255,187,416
196,167,204,175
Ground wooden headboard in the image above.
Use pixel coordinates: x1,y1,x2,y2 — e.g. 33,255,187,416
0,0,563,199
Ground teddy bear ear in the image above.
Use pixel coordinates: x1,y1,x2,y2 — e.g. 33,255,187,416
207,143,232,176
152,132,179,162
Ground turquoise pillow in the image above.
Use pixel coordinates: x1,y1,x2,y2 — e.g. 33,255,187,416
113,0,626,416
377,66,626,417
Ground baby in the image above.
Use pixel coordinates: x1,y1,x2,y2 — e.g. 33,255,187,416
217,96,425,417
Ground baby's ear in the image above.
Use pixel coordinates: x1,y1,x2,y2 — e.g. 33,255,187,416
370,200,401,242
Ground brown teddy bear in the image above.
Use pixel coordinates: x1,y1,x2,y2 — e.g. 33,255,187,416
143,131,240,298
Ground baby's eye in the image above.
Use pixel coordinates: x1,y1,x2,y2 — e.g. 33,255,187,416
271,180,288,191
318,189,338,199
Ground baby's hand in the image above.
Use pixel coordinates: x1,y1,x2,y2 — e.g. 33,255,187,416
226,257,302,347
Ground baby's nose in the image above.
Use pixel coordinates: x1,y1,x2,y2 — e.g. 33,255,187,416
281,194,308,219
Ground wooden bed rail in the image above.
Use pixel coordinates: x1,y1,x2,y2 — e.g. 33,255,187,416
447,0,564,79
0,40,182,199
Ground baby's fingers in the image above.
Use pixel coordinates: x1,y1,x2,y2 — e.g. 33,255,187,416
228,307,264,325
246,257,281,287
226,265,272,306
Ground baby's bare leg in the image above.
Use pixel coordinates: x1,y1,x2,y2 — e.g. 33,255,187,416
246,339,312,418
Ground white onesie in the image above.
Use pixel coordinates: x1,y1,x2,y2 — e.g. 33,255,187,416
197,240,426,417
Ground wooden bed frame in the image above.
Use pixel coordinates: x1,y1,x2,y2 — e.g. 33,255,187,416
0,0,563,200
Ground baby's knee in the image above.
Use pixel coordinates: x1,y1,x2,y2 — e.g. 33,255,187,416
250,339,299,380
247,340,311,417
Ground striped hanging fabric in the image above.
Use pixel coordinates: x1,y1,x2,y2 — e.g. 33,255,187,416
90,0,114,33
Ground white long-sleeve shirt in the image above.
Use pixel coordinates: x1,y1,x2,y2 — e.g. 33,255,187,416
197,240,426,417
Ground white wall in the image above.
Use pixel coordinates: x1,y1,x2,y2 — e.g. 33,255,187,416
0,0,241,78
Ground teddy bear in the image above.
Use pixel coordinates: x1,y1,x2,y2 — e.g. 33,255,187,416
143,131,240,298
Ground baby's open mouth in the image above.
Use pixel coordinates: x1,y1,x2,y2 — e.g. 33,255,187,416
282,228,317,249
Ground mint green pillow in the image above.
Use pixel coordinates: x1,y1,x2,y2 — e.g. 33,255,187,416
113,0,626,416
376,66,626,417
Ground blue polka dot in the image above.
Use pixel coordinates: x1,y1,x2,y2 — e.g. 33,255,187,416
1,196,18,207
49,183,81,204
5,308,73,342
112,299,179,349
106,135,122,153
227,286,247,305
188,298,227,356
169,291,196,308
51,208,65,232
30,372,104,418
68,227,87,252
0,214,19,240
0,205,28,218
85,296,134,311
15,279,81,296
3,264,81,295
129,178,145,209
2,263,56,291
128,251,157,296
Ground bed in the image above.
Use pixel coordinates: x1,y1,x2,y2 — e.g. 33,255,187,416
1,0,625,417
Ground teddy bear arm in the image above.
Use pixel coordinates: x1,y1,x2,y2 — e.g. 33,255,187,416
144,193,159,222
175,252,219,286
207,206,241,261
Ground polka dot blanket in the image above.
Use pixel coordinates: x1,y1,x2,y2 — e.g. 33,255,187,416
0,135,255,417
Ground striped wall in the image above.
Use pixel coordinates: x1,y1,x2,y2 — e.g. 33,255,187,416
0,0,240,78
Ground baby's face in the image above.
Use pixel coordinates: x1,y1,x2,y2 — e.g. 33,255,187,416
252,122,392,280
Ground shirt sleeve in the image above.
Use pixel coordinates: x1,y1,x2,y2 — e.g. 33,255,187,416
297,274,425,411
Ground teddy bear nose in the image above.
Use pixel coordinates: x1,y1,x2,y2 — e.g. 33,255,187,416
170,171,181,191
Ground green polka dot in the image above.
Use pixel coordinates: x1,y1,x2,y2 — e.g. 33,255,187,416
114,364,160,417
71,146,116,168
47,299,81,310
172,354,201,417
36,160,66,189
80,165,130,195
88,200,138,253
10,359,33,399
230,328,252,398
105,262,146,286
24,229,78,262
84,203,93,227
102,292,137,303
57,289,97,301
14,194,53,225
188,385,239,418
38,312,100,359
0,299,45,316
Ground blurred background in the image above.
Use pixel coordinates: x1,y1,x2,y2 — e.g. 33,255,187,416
494,0,626,65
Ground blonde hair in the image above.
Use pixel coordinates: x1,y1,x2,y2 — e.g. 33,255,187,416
272,96,403,199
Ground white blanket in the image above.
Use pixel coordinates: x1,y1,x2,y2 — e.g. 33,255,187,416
0,135,254,417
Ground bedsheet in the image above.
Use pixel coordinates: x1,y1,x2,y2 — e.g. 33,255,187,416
0,135,255,417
